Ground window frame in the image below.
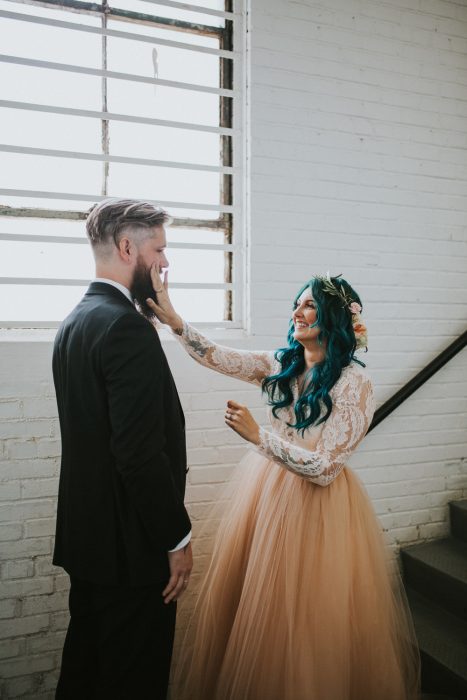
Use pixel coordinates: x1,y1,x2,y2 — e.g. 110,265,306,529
0,0,246,329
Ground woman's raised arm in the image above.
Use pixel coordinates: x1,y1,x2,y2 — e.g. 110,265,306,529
173,320,275,386
146,265,275,385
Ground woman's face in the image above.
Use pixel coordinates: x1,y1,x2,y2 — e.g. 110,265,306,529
292,289,321,343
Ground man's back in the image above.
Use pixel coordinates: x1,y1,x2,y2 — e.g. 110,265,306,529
53,282,190,586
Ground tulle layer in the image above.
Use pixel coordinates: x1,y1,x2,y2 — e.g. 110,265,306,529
174,452,420,700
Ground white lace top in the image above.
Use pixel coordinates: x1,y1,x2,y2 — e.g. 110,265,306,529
175,321,375,487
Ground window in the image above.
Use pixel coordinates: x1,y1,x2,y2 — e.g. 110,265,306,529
0,0,244,326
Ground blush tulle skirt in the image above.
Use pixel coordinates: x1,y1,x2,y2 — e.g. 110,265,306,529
173,452,420,700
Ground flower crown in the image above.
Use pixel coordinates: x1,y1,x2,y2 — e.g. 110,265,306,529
314,272,368,351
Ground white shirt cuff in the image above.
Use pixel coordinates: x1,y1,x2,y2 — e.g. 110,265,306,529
168,530,192,552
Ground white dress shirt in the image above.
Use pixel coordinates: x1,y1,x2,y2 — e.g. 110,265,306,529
94,278,191,553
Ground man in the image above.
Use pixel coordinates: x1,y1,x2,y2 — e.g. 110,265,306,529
53,198,192,699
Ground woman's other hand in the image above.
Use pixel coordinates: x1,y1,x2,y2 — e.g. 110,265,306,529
146,264,183,331
225,400,260,445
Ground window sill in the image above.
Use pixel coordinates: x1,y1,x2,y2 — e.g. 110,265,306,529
0,324,249,343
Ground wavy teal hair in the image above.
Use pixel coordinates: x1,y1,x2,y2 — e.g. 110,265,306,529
262,276,365,435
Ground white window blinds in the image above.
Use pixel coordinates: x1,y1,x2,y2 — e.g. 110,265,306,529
0,0,244,327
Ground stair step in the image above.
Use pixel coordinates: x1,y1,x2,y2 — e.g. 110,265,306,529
401,537,467,621
407,589,467,700
450,500,467,545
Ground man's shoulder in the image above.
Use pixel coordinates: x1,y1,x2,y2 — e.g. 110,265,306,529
55,293,143,351
101,313,164,372
106,307,156,336
68,291,136,325
103,308,162,356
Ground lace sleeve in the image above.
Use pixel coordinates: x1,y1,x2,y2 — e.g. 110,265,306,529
256,369,375,486
173,320,276,386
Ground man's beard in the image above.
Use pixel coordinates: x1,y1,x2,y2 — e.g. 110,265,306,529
130,257,157,321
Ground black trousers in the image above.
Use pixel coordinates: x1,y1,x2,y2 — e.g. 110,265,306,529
55,576,176,700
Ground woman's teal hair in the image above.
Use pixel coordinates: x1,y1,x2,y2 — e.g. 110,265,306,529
262,275,365,434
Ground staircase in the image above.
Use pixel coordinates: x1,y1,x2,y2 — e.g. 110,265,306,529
401,500,467,700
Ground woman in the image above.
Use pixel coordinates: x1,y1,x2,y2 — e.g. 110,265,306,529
147,270,420,700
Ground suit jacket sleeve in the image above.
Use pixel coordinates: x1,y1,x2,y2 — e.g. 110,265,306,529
102,311,191,551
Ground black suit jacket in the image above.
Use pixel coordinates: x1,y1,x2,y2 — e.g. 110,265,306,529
52,282,191,586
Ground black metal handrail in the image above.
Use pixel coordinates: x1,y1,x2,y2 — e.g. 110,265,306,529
368,329,467,433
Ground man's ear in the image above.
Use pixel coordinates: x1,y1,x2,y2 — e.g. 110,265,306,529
117,236,133,263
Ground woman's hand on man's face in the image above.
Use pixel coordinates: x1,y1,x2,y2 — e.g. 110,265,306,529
146,265,183,330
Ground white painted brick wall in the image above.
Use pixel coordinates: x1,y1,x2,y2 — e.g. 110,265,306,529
1,0,467,695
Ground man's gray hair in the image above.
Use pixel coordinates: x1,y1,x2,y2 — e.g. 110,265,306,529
86,198,170,249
